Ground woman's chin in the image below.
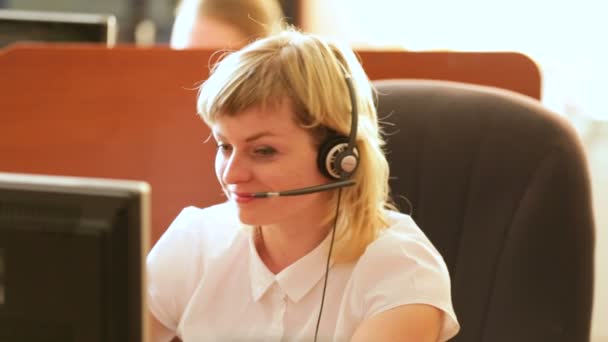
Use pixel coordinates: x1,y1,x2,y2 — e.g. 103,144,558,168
237,210,284,227
236,211,264,226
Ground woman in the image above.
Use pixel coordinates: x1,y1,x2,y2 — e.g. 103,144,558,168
170,0,283,49
147,28,460,341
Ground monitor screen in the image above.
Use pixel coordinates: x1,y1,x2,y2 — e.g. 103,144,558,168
0,172,149,342
0,9,117,48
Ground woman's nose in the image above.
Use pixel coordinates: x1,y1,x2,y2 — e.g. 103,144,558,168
221,152,251,185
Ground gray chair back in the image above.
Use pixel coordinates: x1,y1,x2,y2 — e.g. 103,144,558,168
373,79,595,342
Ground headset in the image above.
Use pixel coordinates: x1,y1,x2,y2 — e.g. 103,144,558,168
244,72,360,198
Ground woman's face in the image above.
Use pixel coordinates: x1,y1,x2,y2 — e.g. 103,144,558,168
211,101,331,227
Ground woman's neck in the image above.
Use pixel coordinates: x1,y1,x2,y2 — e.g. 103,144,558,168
255,223,331,274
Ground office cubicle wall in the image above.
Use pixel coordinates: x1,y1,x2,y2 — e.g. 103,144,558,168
0,44,540,244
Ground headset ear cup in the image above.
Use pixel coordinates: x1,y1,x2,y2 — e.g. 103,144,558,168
317,136,358,180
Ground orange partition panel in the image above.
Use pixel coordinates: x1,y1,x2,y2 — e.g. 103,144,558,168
0,45,221,245
0,44,540,244
357,50,541,100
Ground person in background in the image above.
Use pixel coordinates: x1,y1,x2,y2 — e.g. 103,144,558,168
170,0,284,49
147,27,460,341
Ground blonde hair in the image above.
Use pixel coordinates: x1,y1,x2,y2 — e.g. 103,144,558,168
197,29,395,263
176,0,284,40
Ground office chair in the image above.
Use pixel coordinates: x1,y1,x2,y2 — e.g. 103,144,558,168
373,79,595,342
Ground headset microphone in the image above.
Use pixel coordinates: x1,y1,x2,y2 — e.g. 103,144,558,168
243,179,355,198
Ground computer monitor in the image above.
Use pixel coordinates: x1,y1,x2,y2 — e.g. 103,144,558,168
0,9,117,48
0,172,149,342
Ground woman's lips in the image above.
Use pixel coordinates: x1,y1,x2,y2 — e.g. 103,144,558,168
231,192,257,203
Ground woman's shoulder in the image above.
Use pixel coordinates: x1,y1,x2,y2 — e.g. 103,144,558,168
167,201,240,235
346,210,459,339
352,209,450,283
366,210,441,257
154,201,243,253
172,201,239,229
146,202,244,332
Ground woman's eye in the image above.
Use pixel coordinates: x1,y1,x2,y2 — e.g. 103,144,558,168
254,146,277,157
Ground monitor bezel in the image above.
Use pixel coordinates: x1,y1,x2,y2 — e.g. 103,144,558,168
0,171,150,341
0,9,117,47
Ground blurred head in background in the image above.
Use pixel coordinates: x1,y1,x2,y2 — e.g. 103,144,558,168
170,0,284,49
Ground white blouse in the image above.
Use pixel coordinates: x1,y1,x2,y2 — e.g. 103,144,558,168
147,202,460,341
